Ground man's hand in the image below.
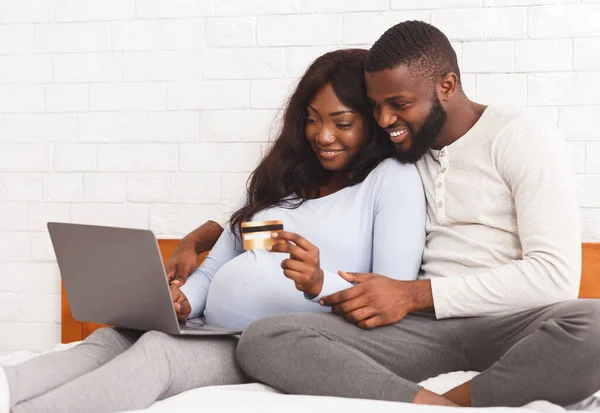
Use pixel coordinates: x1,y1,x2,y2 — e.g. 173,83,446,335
166,220,224,286
320,272,433,329
170,284,191,321
165,243,198,287
268,231,324,297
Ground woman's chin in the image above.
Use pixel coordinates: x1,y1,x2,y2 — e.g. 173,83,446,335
318,161,346,172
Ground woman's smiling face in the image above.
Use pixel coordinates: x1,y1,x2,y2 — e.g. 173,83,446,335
305,83,366,172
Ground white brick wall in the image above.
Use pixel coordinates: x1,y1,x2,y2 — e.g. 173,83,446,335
462,41,514,73
0,0,599,352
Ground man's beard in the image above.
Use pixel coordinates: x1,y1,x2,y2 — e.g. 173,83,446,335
395,95,447,164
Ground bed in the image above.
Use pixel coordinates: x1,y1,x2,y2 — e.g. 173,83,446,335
3,241,600,412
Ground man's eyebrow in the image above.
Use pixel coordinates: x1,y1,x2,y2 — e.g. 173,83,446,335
367,95,410,104
384,95,409,102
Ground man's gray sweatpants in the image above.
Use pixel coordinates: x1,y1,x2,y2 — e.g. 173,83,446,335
2,328,247,413
236,299,600,407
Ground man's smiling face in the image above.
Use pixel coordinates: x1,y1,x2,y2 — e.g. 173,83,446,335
365,65,448,163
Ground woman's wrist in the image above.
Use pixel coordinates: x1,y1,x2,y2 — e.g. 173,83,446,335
306,269,325,298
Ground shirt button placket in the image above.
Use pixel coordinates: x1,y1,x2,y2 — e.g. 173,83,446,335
436,148,448,223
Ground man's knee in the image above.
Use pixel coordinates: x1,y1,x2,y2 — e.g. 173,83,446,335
553,299,600,337
553,300,600,398
237,313,313,378
237,315,294,359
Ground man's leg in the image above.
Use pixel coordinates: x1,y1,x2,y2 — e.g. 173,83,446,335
453,299,600,407
237,312,467,404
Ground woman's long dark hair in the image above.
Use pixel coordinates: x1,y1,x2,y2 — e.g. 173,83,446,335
229,49,395,236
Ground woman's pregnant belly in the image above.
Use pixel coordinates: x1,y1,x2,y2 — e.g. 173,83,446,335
203,250,328,330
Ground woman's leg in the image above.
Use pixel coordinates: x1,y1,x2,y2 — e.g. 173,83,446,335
13,331,247,413
3,327,141,409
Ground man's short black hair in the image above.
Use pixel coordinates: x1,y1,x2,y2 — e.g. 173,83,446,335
365,21,461,87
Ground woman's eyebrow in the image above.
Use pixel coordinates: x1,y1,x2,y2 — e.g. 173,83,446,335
329,109,355,116
307,105,355,117
307,104,319,114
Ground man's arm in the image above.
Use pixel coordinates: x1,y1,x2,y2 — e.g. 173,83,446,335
166,220,224,286
321,273,434,328
429,125,581,319
179,220,224,254
323,123,581,327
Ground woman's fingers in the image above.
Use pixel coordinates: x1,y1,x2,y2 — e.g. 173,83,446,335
269,241,309,261
281,258,309,271
272,231,317,252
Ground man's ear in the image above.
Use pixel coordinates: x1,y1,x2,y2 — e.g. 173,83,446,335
438,72,459,102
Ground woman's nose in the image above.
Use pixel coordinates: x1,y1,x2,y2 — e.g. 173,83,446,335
316,127,336,145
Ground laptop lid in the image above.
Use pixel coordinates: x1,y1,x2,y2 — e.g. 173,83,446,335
48,222,181,335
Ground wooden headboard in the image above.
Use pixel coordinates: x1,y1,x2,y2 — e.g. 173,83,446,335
61,241,600,344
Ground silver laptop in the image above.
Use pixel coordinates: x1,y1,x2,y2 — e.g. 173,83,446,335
47,222,241,336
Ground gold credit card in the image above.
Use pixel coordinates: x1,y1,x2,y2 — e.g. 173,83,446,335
241,220,284,250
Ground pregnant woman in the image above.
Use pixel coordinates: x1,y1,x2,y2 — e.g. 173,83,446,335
0,49,426,413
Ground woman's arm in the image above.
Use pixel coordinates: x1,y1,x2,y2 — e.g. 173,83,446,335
280,160,426,303
372,160,426,280
314,160,426,301
179,223,244,318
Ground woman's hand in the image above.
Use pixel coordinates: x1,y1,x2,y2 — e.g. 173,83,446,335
170,284,192,321
268,231,324,297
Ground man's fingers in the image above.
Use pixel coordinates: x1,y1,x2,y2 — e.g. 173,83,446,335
357,315,383,330
338,271,379,284
320,285,363,307
334,295,369,315
345,306,377,324
171,277,184,286
169,284,179,300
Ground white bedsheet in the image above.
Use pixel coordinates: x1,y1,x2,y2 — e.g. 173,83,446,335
1,343,598,413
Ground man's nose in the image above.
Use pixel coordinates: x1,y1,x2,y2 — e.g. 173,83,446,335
377,107,396,129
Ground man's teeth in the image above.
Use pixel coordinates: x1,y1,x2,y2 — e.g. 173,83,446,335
320,150,342,154
390,129,407,137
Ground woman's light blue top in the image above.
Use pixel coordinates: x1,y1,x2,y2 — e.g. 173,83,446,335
180,159,426,330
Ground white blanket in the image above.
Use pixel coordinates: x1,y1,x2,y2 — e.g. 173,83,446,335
1,343,598,413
